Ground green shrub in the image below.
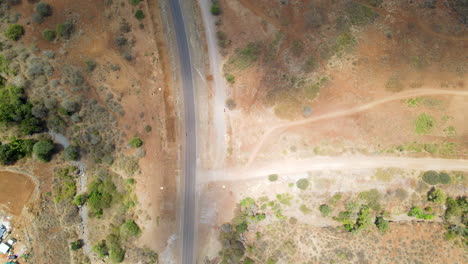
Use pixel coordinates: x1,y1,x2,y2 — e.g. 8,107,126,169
268,174,278,181
358,189,381,211
438,172,451,184
319,204,331,217
73,193,87,206
145,125,152,132
129,137,143,148
64,145,80,161
109,244,125,263
129,0,142,5
33,140,54,162
135,9,145,20
226,74,235,84
408,206,434,220
87,178,117,216
36,2,52,17
93,240,109,258
210,2,221,15
0,138,36,165
228,42,261,70
3,24,24,41
244,258,254,264
70,239,84,251
422,170,440,185
85,60,97,72
42,29,56,41
56,21,74,39
296,178,309,190
346,2,378,25
120,220,141,237
375,216,389,232
415,113,435,134
427,187,447,204
226,98,236,110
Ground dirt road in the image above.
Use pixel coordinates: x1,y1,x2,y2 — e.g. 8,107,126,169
203,155,468,182
198,0,227,169
248,88,468,165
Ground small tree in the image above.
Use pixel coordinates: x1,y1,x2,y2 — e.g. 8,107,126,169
375,216,389,232
319,204,331,217
120,220,141,237
135,9,145,20
93,240,109,258
422,170,439,185
129,137,143,148
73,193,87,206
36,2,52,17
64,145,80,161
4,24,25,41
42,29,56,41
210,2,221,15
70,239,84,250
427,187,447,204
33,140,54,162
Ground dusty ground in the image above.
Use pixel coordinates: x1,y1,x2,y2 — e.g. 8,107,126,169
0,171,35,216
196,0,468,262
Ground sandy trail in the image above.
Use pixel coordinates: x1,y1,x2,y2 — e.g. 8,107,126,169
203,155,468,182
198,0,227,169
247,88,468,165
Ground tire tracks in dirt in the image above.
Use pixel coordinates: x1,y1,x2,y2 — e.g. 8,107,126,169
247,88,468,165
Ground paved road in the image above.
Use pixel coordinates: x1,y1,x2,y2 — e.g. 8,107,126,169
167,0,196,263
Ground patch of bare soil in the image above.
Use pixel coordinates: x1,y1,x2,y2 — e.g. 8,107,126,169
0,171,35,216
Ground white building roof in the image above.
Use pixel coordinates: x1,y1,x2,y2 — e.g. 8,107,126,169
0,243,10,254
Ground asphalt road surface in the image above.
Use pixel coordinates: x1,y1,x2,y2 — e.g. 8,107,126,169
168,0,197,263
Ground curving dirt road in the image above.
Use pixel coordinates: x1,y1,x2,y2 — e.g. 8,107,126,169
203,155,468,182
247,88,468,165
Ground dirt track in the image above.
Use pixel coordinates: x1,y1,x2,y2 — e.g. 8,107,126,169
203,155,468,182
247,88,468,165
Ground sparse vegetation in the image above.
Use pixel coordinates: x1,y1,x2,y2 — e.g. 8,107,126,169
227,42,261,70
56,21,74,39
226,98,236,110
36,2,52,17
225,74,235,84
3,24,24,41
427,187,447,204
346,2,378,25
53,166,77,203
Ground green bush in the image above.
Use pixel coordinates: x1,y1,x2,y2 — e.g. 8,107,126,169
87,178,117,216
408,206,434,220
0,138,36,165
375,216,389,232
210,2,221,15
36,2,52,17
135,9,145,20
53,166,77,203
427,187,447,204
64,145,80,161
422,170,440,185
120,220,141,237
73,193,87,206
226,98,236,110
3,24,24,41
145,125,152,132
109,244,125,263
415,113,435,134
296,178,309,190
438,172,451,184
225,74,235,84
268,174,278,181
319,204,331,217
56,21,74,39
129,137,143,148
33,140,54,162
42,29,56,41
70,239,84,251
129,0,142,5
346,2,378,25
93,240,109,258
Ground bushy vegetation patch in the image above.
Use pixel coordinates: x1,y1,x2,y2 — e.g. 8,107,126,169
296,178,310,190
129,137,143,148
87,176,118,217
53,166,78,203
268,174,278,181
408,206,434,220
319,204,331,217
134,9,145,20
422,170,451,185
227,42,261,70
56,21,74,39
36,2,52,17
0,138,36,165
427,187,447,204
70,239,84,250
375,216,389,232
64,145,80,161
42,29,56,41
346,2,378,25
210,1,221,15
3,24,24,41
33,140,54,162
415,113,435,134
120,220,141,237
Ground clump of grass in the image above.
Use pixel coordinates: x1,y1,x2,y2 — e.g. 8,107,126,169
227,42,261,70
415,113,435,134
225,73,235,84
304,76,327,100
268,174,278,181
296,178,310,190
53,166,78,203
